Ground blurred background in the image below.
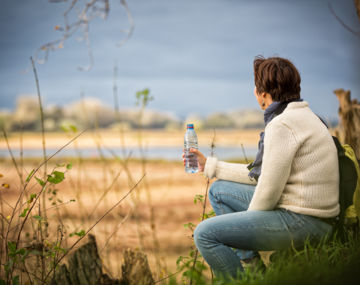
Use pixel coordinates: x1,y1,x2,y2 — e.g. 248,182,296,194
0,0,360,282
0,0,359,131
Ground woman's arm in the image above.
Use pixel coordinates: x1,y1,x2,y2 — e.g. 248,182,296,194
183,148,256,185
204,156,257,185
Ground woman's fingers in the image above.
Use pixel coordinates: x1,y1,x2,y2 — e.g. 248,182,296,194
189,148,202,156
188,148,206,171
182,148,206,172
190,148,205,160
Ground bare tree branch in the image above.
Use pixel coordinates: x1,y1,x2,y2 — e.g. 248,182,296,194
118,0,135,47
328,1,360,37
34,0,134,71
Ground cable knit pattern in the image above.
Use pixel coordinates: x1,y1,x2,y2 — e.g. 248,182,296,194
204,101,340,218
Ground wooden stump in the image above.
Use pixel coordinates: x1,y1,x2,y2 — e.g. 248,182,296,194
121,249,154,285
334,89,360,159
51,235,154,285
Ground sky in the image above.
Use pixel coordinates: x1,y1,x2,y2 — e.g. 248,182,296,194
0,0,359,120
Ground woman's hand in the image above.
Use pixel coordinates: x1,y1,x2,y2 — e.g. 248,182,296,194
182,148,207,172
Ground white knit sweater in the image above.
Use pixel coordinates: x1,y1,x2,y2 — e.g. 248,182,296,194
204,101,340,218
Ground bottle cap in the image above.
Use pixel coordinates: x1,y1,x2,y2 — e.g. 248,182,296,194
187,124,194,129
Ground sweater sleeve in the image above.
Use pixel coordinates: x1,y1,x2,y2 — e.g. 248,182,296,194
248,122,299,211
204,156,257,185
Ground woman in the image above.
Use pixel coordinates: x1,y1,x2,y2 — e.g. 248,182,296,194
185,56,339,278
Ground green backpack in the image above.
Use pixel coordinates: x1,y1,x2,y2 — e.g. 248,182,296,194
332,136,360,235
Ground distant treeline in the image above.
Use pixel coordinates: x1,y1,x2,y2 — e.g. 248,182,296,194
0,96,267,131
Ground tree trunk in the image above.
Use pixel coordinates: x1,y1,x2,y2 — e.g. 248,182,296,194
355,0,360,22
51,235,154,285
334,88,360,159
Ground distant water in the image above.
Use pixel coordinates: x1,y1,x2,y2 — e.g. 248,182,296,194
0,145,257,161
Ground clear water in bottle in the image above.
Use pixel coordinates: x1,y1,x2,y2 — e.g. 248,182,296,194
184,124,199,173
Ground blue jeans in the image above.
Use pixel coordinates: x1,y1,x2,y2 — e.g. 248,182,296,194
193,180,333,278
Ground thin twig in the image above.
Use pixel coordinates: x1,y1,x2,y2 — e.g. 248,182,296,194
210,128,216,157
88,171,122,219
2,127,23,270
137,110,162,273
10,178,50,281
2,128,22,179
4,196,73,235
79,92,121,230
100,209,131,253
1,197,15,210
23,129,87,189
155,270,182,283
44,174,146,282
30,57,47,178
77,17,94,71
0,215,9,229
118,0,135,47
241,143,249,164
30,56,48,282
45,200,77,212
17,122,25,241
19,121,24,184
189,130,216,285
105,146,146,248
15,166,56,252
113,62,120,116
4,129,87,258
22,262,34,285
190,178,211,285
328,1,360,37
112,61,128,161
0,190,4,278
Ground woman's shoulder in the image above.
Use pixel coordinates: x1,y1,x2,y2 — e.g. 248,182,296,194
268,101,314,126
267,101,332,146
266,101,321,135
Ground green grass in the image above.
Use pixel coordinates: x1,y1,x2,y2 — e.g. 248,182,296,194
170,233,360,285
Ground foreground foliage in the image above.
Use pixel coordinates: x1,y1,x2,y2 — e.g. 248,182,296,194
171,232,360,285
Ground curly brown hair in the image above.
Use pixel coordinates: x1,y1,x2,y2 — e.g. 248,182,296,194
253,56,301,102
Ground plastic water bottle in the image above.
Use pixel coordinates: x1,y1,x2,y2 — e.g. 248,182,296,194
184,124,199,173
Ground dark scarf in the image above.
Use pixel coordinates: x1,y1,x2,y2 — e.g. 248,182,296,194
247,99,302,181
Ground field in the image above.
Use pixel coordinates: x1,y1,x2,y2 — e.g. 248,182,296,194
2,129,360,285
0,129,261,149
0,129,259,282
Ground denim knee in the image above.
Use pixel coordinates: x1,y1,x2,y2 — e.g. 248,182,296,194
209,180,225,201
193,222,202,249
193,220,210,250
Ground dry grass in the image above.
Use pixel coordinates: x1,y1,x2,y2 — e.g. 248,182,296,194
0,158,213,279
0,129,260,282
0,129,260,149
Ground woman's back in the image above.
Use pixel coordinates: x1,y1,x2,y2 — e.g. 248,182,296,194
252,101,340,217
